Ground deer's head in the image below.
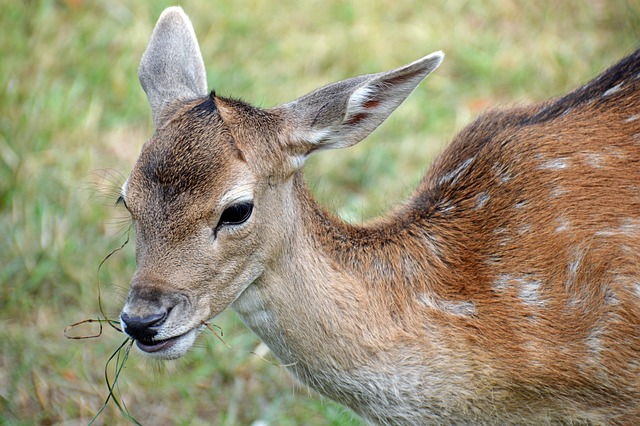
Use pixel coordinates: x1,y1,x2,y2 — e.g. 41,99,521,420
119,6,442,359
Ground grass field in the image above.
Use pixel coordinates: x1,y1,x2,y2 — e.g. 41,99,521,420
1,0,638,424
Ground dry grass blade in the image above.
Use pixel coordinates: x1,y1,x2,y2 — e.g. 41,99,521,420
97,227,131,333
202,321,233,349
64,236,128,336
65,227,131,338
64,318,104,339
61,232,139,422
202,321,298,368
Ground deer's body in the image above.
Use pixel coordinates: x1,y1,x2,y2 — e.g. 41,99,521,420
118,7,640,424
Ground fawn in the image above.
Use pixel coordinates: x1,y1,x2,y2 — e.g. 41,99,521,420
118,6,640,424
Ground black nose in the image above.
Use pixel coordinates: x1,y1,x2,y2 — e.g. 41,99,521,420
121,311,167,341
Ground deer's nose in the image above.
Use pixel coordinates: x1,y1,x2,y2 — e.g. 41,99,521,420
121,310,168,341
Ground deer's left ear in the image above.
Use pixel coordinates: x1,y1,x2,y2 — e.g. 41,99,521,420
277,51,444,164
139,7,208,129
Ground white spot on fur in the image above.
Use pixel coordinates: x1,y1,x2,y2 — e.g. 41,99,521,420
493,226,507,236
555,217,570,232
565,248,585,303
519,279,545,308
596,218,640,237
419,294,476,317
437,200,456,214
493,163,511,183
518,223,531,235
494,227,511,247
551,185,567,198
486,256,501,266
474,192,490,209
569,258,580,278
584,152,604,168
419,232,441,258
494,274,545,308
439,157,474,186
515,200,528,209
619,218,640,235
625,114,639,122
493,274,514,292
604,287,619,306
594,228,616,237
602,82,623,97
443,300,476,317
586,327,603,359
539,158,569,170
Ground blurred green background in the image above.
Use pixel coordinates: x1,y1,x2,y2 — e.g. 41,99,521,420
1,0,638,424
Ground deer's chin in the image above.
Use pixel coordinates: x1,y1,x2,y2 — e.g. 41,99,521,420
134,326,202,360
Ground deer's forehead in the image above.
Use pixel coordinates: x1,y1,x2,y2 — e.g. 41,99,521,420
139,129,237,186
127,111,250,213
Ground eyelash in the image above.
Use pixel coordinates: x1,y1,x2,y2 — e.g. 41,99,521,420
115,195,127,209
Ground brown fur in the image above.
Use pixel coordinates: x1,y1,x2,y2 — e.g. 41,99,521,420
120,7,640,424
281,51,640,422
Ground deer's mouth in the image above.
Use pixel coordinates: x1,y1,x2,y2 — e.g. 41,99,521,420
135,334,181,353
133,327,201,359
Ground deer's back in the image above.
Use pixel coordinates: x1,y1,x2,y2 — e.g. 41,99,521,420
400,49,640,421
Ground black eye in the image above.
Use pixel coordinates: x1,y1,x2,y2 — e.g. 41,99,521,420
217,201,253,228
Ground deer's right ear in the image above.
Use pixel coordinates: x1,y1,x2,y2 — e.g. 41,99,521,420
139,7,208,128
277,51,444,167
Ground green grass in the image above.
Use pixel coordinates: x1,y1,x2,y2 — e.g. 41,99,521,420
1,0,638,424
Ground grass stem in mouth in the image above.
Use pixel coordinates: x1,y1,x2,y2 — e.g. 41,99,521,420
89,338,142,425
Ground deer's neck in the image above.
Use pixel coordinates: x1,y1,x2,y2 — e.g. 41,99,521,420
231,172,452,402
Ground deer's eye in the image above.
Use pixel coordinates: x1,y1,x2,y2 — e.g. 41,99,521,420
217,201,254,228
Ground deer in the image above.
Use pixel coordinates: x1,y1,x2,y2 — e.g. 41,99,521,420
117,6,640,425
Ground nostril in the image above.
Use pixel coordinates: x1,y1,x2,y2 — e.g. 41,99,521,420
121,311,168,341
